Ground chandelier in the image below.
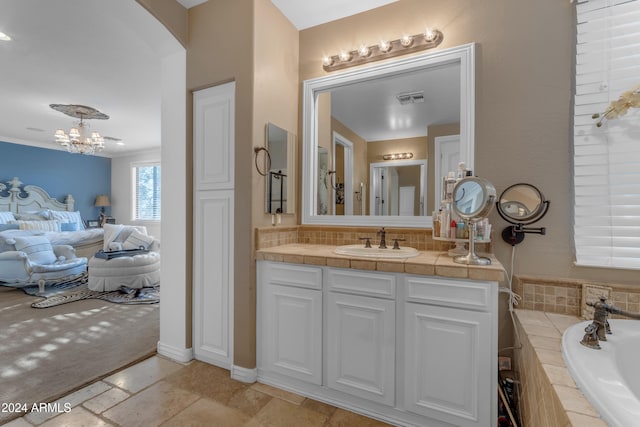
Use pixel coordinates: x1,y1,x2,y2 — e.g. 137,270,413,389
50,104,109,155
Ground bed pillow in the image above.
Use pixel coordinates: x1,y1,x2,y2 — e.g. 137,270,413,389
122,229,155,250
12,220,61,232
60,222,81,231
15,210,50,221
49,211,85,230
0,223,20,232
0,211,16,224
103,223,124,251
13,235,57,265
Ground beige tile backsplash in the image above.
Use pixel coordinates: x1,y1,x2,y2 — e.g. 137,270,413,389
255,225,492,253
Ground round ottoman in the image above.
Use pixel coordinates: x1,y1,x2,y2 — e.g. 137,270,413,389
88,252,160,291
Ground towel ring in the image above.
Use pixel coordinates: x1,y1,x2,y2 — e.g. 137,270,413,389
254,146,271,176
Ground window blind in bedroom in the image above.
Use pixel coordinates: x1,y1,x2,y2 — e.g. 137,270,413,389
573,0,640,269
134,163,161,221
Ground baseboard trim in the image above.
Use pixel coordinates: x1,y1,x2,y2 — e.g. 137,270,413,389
157,341,193,363
231,365,257,383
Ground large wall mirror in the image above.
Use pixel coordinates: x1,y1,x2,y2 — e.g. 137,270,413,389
265,122,296,214
302,43,476,227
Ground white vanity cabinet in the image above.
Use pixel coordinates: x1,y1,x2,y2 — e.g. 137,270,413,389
326,268,396,406
257,261,323,385
403,275,497,427
257,260,498,427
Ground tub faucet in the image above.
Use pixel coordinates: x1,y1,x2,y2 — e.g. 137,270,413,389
377,227,387,249
580,296,640,349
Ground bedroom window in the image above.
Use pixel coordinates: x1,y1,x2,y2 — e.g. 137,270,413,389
133,162,161,221
573,0,640,269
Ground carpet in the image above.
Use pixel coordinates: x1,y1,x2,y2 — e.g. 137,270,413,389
0,281,159,425
18,275,160,308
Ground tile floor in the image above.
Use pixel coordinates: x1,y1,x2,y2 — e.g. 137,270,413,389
4,355,392,426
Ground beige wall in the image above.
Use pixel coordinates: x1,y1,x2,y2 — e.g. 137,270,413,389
187,0,255,367
300,0,638,285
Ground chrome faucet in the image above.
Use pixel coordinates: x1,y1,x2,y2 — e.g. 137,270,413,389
581,296,640,349
377,227,387,249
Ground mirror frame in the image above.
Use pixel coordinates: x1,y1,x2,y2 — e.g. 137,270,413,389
302,43,476,227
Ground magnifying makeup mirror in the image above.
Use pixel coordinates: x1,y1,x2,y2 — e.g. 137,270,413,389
452,177,497,265
496,183,549,246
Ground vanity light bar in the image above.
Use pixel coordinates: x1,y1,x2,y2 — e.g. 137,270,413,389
322,29,443,72
383,152,414,160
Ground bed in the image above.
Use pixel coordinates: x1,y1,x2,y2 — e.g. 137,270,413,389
0,177,104,258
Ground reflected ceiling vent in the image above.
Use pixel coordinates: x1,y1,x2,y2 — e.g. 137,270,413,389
396,91,425,105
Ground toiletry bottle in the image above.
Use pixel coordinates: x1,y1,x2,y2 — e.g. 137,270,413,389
432,210,440,237
456,221,465,239
456,162,466,181
450,219,457,240
440,203,450,238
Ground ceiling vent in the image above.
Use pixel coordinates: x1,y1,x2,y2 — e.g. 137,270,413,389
396,91,425,105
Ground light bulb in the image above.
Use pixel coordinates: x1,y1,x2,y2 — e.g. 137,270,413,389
322,56,334,67
339,51,352,62
358,45,370,58
379,40,391,53
400,35,413,47
425,28,437,42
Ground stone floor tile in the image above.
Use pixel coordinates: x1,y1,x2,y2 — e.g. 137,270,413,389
102,380,199,427
82,387,130,414
246,398,328,427
226,386,273,417
103,356,184,394
161,397,250,427
326,408,392,426
39,406,111,427
301,398,337,417
164,360,247,405
249,382,305,405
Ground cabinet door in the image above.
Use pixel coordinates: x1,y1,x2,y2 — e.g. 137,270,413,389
404,302,492,427
327,292,395,406
193,83,235,191
262,283,322,385
193,191,234,368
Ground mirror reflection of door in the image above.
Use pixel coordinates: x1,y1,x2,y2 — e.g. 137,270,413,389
434,134,460,210
333,132,353,215
370,160,427,216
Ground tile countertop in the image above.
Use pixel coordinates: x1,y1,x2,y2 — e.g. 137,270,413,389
255,243,505,282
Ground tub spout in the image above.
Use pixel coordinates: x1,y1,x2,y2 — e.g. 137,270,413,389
581,296,640,349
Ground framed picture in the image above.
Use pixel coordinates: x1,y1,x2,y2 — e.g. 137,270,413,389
86,220,99,228
105,217,116,224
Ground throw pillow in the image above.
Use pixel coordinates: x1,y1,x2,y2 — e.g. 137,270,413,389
13,220,62,232
103,223,124,251
0,223,19,232
0,211,16,224
60,222,80,231
122,229,155,250
49,211,85,230
13,236,57,265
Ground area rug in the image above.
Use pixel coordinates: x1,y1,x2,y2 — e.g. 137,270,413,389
0,283,159,424
15,275,159,308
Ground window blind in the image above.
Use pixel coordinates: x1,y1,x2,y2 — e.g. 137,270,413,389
574,0,640,269
134,163,161,221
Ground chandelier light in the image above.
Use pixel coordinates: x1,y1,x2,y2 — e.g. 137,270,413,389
50,104,109,155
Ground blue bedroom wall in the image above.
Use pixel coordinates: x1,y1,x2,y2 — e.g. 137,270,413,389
0,141,111,223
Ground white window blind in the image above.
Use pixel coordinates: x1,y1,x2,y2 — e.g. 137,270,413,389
133,163,161,221
574,0,640,269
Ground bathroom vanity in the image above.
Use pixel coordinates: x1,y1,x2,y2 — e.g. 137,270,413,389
256,244,503,427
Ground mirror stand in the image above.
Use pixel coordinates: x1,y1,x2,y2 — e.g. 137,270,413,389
454,220,491,265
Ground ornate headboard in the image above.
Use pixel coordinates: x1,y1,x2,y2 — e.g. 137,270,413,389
0,177,75,213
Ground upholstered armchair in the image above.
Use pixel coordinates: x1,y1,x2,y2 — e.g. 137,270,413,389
0,235,87,292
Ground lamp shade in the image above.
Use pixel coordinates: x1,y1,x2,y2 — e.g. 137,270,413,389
95,195,111,207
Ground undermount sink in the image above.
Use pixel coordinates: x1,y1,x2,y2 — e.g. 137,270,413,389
333,244,420,259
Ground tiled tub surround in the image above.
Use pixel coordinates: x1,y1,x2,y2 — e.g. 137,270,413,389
513,310,606,427
514,275,640,318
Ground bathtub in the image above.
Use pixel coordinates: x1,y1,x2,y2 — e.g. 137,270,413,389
563,319,640,427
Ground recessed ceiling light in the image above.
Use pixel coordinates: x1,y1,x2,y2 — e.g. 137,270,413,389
0,32,12,41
